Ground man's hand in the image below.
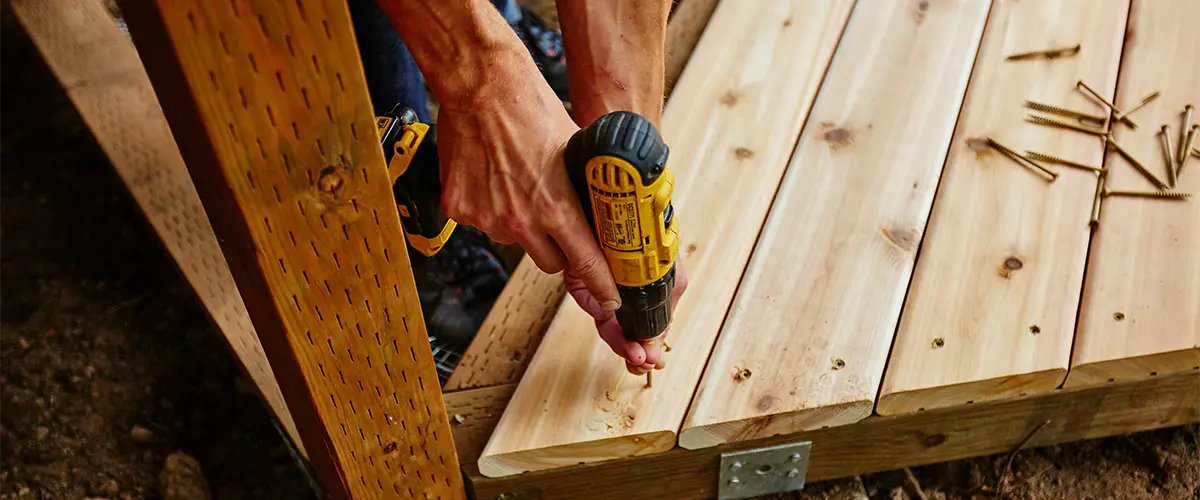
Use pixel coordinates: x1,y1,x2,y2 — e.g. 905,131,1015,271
436,72,623,314
566,260,688,374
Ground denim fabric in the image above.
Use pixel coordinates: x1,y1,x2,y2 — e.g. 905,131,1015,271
347,0,520,122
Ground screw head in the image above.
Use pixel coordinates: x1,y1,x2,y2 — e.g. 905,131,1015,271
730,461,743,472
787,469,800,478
790,453,802,462
728,477,741,486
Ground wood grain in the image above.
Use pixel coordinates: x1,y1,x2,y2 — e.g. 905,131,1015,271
878,0,1130,416
444,385,517,466
680,0,991,450
476,0,856,477
119,0,462,497
446,0,726,392
468,372,1199,500
10,0,304,455
1067,0,1200,388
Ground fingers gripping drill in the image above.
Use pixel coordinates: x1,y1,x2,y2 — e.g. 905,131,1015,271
378,105,679,373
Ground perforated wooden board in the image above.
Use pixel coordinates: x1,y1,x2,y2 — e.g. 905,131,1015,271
120,0,462,497
10,0,303,455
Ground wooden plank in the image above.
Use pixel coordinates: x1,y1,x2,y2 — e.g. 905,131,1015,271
663,0,721,96
877,0,1130,416
680,0,991,450
443,259,565,391
119,1,462,497
9,0,303,454
476,0,856,478
467,371,1199,500
445,0,724,392
1067,0,1200,388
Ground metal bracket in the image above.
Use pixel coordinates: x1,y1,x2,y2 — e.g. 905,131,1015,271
717,441,812,499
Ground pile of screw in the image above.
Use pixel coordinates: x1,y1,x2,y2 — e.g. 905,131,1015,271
985,75,1196,228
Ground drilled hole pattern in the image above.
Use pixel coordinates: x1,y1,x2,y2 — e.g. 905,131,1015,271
168,1,458,496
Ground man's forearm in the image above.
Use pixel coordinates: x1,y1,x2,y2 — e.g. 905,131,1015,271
555,0,672,126
374,0,542,112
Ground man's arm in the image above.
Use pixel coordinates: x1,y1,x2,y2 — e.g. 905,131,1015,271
555,0,672,126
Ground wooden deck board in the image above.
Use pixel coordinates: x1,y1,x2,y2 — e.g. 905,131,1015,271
679,0,991,450
1067,0,1200,389
466,372,1198,500
878,0,1131,416
476,0,857,477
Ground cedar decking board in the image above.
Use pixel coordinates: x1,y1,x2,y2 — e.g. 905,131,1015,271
476,0,857,477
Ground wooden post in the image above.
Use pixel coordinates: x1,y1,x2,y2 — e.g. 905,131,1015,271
118,0,463,497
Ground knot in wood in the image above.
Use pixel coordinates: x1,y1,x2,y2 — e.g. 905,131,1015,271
317,167,344,194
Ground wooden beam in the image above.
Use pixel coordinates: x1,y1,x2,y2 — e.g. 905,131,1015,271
10,0,303,454
445,384,517,467
445,0,727,393
1067,0,1200,388
680,0,991,450
476,0,857,478
878,0,1130,416
467,371,1199,500
118,0,462,497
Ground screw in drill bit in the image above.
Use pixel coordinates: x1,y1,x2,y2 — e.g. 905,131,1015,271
986,138,1058,182
1114,91,1161,122
1107,138,1169,190
1077,80,1138,129
1104,189,1191,201
1161,125,1178,188
1026,115,1108,137
1006,44,1081,61
1090,170,1107,228
1024,151,1102,172
1024,101,1108,126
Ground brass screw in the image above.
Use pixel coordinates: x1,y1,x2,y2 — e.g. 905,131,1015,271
1077,80,1137,129
1104,188,1191,200
1024,101,1107,126
1161,125,1178,188
1181,105,1195,165
1089,170,1106,228
1026,115,1108,137
1024,151,1102,172
645,371,652,388
986,138,1058,182
1180,123,1199,178
1107,138,1169,190
1006,44,1081,61
1114,91,1161,122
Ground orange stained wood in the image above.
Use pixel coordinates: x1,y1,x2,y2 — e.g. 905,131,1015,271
1069,0,1200,388
879,0,1130,416
10,0,302,454
119,0,462,497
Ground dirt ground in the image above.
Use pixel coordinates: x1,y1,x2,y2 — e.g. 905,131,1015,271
1,2,1198,500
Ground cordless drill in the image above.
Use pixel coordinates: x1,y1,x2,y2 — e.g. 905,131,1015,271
379,105,679,342
565,111,679,342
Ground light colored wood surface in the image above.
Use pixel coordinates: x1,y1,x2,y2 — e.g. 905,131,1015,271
119,0,462,497
446,0,724,392
1067,0,1200,388
9,0,301,452
477,0,857,477
877,0,1131,416
469,371,1200,500
679,0,991,450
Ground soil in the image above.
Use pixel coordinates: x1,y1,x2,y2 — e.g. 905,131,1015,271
1,2,1197,500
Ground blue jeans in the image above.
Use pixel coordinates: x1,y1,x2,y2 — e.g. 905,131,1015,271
348,0,520,123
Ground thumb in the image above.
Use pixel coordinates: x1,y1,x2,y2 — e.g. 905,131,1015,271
550,212,621,311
